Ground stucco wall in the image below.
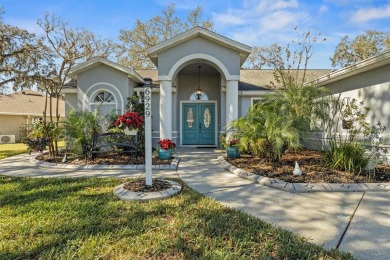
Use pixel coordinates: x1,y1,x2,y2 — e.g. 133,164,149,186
77,64,134,114
313,64,390,164
325,64,390,143
158,37,241,78
64,93,78,115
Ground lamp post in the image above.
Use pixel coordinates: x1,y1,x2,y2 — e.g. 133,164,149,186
144,78,153,186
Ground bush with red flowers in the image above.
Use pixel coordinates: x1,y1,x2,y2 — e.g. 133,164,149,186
158,139,176,150
114,111,144,130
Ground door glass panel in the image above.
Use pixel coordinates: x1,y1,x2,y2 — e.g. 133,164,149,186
186,108,194,128
203,108,211,128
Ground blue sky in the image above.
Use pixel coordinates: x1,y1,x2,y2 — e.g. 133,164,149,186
1,0,390,68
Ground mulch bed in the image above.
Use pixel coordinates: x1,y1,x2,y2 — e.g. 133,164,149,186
226,150,390,183
38,152,173,165
123,179,172,192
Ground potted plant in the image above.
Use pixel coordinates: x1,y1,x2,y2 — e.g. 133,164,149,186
114,111,144,135
157,139,176,160
226,138,240,159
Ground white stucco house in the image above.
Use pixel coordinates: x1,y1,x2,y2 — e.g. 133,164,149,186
62,27,390,154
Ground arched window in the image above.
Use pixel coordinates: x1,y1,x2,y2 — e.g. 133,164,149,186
91,90,117,115
189,91,208,101
93,91,115,103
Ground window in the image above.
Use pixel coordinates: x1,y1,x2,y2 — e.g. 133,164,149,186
93,91,115,103
190,91,208,101
251,98,262,106
91,90,117,115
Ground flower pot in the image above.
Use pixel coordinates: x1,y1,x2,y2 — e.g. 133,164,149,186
226,146,240,159
158,148,172,160
124,128,138,135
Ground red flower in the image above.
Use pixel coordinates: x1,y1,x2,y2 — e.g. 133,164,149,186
114,111,144,130
158,139,176,150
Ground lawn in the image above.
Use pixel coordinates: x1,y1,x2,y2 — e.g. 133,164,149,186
0,176,353,259
0,141,66,160
0,143,28,159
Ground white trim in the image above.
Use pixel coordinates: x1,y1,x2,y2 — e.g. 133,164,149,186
311,49,390,86
240,90,269,96
179,100,218,147
147,27,251,64
69,57,145,83
134,87,177,93
84,82,124,113
61,88,77,94
0,112,61,117
159,53,240,81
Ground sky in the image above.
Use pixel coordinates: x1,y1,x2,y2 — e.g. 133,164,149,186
1,0,390,69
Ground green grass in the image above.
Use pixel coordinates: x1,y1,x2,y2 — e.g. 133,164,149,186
0,141,66,160
0,143,29,159
0,176,353,259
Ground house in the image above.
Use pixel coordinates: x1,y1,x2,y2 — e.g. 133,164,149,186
63,27,329,147
0,90,65,143
311,50,390,163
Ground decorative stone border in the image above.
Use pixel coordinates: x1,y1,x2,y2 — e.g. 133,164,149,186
113,179,182,202
218,156,390,193
30,156,181,171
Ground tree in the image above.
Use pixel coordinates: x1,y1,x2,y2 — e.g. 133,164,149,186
117,4,213,69
331,30,390,68
36,13,116,156
230,83,330,162
245,28,325,88
0,9,44,90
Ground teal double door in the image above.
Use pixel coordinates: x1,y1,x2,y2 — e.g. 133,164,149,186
182,103,215,145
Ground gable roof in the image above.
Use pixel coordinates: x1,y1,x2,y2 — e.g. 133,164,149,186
68,57,145,83
311,49,390,86
0,90,65,117
147,27,252,67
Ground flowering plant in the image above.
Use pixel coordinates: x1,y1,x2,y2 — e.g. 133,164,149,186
229,138,240,147
158,139,176,150
114,111,144,130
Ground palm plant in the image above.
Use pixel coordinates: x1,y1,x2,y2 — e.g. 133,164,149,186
230,83,330,162
63,111,101,156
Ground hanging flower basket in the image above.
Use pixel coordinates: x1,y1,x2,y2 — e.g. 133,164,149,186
124,128,138,135
114,111,144,134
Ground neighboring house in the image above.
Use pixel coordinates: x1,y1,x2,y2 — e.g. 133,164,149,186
63,27,329,147
0,90,65,143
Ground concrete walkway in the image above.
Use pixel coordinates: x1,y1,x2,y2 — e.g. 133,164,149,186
1,148,390,259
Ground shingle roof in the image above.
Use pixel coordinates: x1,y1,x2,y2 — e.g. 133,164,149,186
0,90,65,116
135,69,331,90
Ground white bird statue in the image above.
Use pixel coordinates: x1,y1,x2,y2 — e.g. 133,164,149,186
293,161,302,176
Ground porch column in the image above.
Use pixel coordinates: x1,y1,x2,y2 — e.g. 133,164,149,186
226,80,238,138
159,80,172,139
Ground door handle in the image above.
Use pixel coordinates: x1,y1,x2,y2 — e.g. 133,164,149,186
199,123,201,133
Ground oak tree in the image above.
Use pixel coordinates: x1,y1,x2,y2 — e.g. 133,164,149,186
331,30,390,68
117,4,213,69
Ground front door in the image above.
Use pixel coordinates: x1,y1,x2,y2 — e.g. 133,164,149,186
182,103,215,145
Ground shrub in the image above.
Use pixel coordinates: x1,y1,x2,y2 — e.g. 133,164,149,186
63,111,101,156
323,97,386,174
325,141,369,174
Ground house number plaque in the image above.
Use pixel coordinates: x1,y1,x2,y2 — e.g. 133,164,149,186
144,78,153,186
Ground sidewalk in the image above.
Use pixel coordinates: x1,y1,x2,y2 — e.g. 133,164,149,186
1,148,390,259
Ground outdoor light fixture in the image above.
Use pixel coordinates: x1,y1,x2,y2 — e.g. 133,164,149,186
196,66,202,100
